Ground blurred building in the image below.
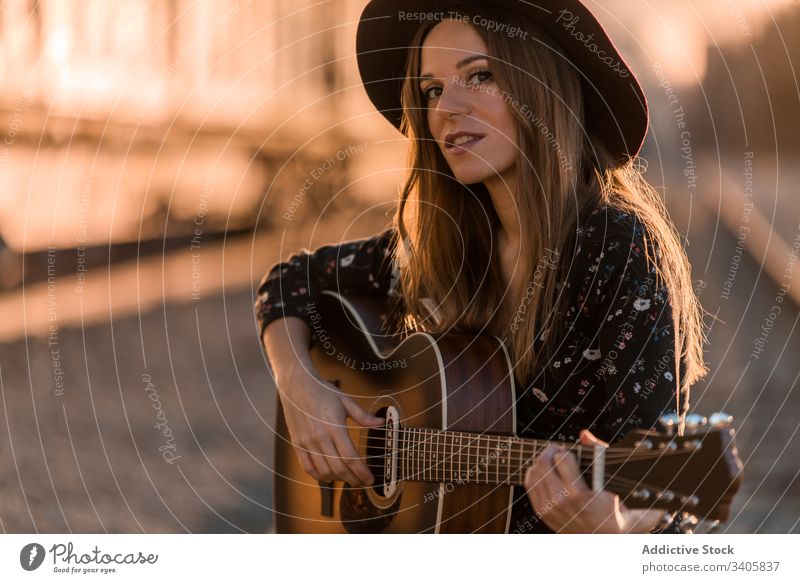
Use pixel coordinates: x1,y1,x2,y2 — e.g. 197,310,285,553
0,0,400,253
3,0,796,252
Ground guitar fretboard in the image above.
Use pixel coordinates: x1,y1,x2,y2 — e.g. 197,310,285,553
396,427,592,487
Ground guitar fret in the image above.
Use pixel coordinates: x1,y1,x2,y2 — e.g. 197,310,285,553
423,428,428,481
419,428,424,481
483,435,488,484
427,429,432,482
434,429,440,482
468,433,474,483
505,437,510,484
498,436,504,483
484,434,488,481
494,436,499,483
476,433,482,482
426,429,431,482
438,430,443,482
416,428,421,481
411,429,416,481
489,435,495,484
456,432,462,484
419,428,423,481
408,429,414,480
450,432,454,483
498,436,505,483
423,429,427,481
419,429,428,482
413,428,418,481
423,429,427,482
430,429,434,482
498,437,503,481
448,430,454,483
463,433,468,483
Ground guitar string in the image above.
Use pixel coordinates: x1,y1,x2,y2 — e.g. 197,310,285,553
356,437,676,467
356,429,670,458
364,427,719,472
372,438,685,491
361,426,658,448
358,427,646,452
355,428,693,480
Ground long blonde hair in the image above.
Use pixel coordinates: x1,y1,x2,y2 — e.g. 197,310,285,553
388,2,708,420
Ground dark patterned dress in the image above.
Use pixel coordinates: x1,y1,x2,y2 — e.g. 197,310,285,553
255,203,686,534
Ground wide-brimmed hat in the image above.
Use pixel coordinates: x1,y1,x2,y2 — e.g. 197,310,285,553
356,0,649,165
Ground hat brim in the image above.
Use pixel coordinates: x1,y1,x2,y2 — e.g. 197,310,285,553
356,0,648,165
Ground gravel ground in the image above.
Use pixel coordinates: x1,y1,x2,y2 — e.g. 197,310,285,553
0,285,276,533
0,186,797,533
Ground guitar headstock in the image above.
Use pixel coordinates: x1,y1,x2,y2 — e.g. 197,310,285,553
605,412,743,522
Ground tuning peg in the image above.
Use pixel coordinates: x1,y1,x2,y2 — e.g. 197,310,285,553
684,413,708,433
658,413,680,434
709,411,733,428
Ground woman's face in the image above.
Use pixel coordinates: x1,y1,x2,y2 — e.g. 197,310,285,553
419,20,518,186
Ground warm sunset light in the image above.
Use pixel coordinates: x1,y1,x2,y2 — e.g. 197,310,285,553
0,2,798,572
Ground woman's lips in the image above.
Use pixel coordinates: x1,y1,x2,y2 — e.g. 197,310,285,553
445,135,484,155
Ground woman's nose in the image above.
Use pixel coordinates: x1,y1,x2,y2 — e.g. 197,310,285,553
433,79,472,120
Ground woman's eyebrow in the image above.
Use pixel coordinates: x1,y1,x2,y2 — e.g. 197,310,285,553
419,53,489,82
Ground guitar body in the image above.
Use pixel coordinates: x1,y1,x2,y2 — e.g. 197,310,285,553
274,292,743,533
275,291,517,533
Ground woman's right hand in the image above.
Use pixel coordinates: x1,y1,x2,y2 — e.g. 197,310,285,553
276,364,384,487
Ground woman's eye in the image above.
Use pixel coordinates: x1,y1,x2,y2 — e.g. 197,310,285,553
468,69,492,85
421,70,491,102
422,86,442,102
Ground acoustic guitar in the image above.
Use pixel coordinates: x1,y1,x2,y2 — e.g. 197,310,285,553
274,291,743,533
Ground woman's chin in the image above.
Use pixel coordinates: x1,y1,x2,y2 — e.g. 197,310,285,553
449,167,494,186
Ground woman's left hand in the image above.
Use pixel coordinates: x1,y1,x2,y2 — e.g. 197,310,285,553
524,429,664,533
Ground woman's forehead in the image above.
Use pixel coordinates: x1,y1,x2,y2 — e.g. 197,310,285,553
420,20,488,74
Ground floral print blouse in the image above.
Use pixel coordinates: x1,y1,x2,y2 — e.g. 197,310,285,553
255,203,686,534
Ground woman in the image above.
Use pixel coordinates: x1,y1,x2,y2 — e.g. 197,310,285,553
255,0,708,534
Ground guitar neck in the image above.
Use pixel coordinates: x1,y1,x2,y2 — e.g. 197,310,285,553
395,427,598,487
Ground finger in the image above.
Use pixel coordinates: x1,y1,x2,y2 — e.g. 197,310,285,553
525,455,571,524
533,444,562,482
623,508,665,533
319,438,361,486
341,397,384,427
330,427,375,486
551,448,588,493
538,452,571,499
524,444,555,491
524,463,545,492
524,466,546,512
308,448,335,483
528,446,564,500
295,448,319,480
579,429,609,448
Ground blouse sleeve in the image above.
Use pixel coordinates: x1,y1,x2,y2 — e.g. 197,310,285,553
577,209,681,444
254,227,398,344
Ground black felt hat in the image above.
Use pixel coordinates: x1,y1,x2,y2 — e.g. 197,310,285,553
356,0,649,165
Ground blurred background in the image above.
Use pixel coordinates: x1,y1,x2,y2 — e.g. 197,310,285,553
0,0,798,533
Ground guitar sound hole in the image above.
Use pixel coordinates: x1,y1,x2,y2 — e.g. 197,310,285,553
364,407,390,498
